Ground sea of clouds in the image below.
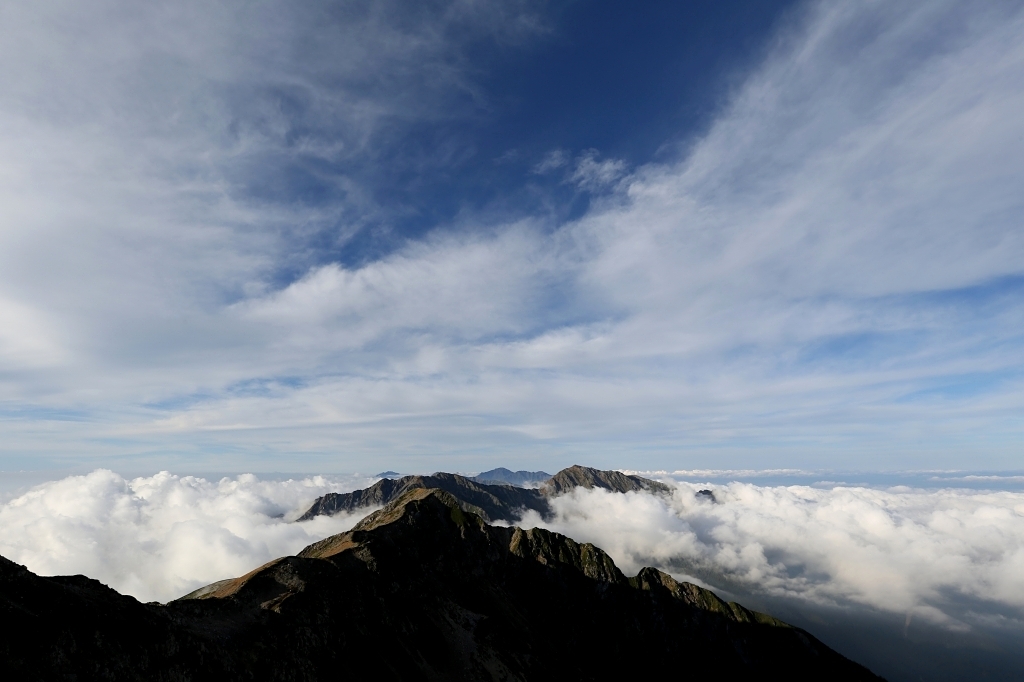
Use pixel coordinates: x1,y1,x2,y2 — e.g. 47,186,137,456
527,481,1024,633
0,470,377,602
2,470,1024,634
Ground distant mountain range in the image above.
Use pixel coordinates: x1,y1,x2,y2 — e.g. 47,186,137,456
299,464,671,523
0,466,883,680
471,467,550,486
373,468,550,486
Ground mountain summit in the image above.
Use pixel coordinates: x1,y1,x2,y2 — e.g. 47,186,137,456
540,464,672,495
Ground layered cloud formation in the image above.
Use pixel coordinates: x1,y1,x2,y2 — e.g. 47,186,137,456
0,470,375,602
1,1,1023,471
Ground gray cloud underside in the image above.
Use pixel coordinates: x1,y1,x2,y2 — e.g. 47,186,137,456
1,0,1023,469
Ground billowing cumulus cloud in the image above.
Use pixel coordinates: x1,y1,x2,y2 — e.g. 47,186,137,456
0,470,377,602
520,481,1024,631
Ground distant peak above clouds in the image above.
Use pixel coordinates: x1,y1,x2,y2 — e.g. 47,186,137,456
471,467,550,486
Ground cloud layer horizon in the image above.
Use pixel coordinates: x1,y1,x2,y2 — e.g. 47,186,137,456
1,469,1022,639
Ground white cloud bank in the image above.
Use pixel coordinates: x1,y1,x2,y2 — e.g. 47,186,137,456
524,481,1024,631
0,470,377,602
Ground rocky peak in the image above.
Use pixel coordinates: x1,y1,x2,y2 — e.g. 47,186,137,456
540,464,672,495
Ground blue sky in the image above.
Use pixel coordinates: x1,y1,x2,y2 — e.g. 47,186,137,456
0,0,1022,474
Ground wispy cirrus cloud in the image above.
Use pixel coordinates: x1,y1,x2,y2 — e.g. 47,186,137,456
0,1,1022,471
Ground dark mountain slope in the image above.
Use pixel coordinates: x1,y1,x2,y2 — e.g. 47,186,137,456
177,488,880,681
298,465,670,523
0,555,229,680
296,471,551,522
1,488,884,680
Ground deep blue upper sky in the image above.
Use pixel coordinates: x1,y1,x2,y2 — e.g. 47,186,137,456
262,0,799,270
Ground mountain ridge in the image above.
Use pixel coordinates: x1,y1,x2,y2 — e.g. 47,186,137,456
189,488,881,679
0,486,883,680
297,464,671,523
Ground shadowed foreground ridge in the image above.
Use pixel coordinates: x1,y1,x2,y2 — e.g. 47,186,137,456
1,488,882,680
298,464,670,522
